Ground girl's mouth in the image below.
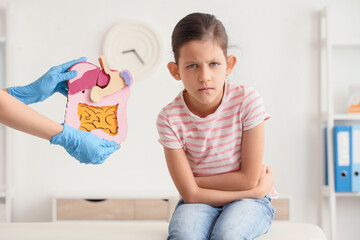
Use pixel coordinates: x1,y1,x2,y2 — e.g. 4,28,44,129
199,87,212,92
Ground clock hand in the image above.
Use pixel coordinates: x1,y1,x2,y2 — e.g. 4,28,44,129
122,49,135,54
133,50,145,65
122,49,145,65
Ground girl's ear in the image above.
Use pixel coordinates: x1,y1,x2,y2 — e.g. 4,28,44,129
167,62,181,80
226,55,237,76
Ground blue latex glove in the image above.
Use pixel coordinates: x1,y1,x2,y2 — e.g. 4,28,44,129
50,123,120,164
8,57,87,105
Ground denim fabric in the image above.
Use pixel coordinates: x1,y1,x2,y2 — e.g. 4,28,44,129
168,196,274,240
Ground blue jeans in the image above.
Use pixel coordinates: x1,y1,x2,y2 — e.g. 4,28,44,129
168,196,274,240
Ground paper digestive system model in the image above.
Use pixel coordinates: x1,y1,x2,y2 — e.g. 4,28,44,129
65,56,133,144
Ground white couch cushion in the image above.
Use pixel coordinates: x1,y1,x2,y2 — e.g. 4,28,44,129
0,221,327,240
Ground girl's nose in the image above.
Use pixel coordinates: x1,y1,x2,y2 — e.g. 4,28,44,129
198,67,210,82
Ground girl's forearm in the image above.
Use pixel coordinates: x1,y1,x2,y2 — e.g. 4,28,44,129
186,185,261,207
164,148,271,207
0,89,63,140
189,167,273,207
195,171,258,191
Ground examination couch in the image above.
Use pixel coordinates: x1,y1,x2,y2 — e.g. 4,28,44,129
0,197,327,240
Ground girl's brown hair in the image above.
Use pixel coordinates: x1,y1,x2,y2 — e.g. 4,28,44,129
171,12,228,63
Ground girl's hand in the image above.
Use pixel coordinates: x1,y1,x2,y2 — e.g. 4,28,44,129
255,164,274,198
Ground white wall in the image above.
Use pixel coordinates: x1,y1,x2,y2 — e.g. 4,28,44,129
0,4,6,188
2,0,360,239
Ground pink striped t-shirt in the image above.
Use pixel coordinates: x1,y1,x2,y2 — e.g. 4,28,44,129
157,81,271,177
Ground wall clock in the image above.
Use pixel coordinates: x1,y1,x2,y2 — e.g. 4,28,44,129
103,20,163,81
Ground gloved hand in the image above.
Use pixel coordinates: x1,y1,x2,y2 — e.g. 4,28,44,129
50,123,120,164
8,57,87,105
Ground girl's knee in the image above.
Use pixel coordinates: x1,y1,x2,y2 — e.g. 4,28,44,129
211,231,252,240
210,219,271,240
168,228,208,240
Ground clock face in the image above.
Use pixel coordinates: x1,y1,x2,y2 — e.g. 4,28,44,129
103,20,163,81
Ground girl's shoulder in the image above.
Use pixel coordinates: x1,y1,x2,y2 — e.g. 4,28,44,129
158,92,184,116
226,81,257,97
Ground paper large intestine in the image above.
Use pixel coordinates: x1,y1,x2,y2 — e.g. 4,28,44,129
65,56,133,144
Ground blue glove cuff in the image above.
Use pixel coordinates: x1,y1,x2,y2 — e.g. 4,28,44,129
8,85,40,105
50,123,73,146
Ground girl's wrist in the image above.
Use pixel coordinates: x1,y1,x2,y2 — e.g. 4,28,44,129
253,185,263,199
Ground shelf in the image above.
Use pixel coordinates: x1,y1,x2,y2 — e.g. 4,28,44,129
334,114,360,121
332,42,360,48
319,40,360,48
321,113,360,122
336,192,360,197
0,184,5,198
319,6,360,240
322,186,360,198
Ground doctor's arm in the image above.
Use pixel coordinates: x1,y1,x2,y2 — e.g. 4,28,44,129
195,122,265,191
0,89,63,140
164,146,273,207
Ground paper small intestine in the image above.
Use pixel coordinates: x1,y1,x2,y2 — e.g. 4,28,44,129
77,103,118,136
65,56,133,144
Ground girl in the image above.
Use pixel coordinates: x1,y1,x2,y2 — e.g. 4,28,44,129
157,13,275,240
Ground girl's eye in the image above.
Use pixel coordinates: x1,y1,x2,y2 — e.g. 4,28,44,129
210,62,219,67
187,64,197,69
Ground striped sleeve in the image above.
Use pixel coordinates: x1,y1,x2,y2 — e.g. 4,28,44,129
241,87,270,131
156,108,183,149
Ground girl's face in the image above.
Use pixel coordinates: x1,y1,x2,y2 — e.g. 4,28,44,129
168,39,236,117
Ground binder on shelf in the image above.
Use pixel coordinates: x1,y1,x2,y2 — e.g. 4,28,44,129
351,125,360,192
333,126,352,192
324,127,328,186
